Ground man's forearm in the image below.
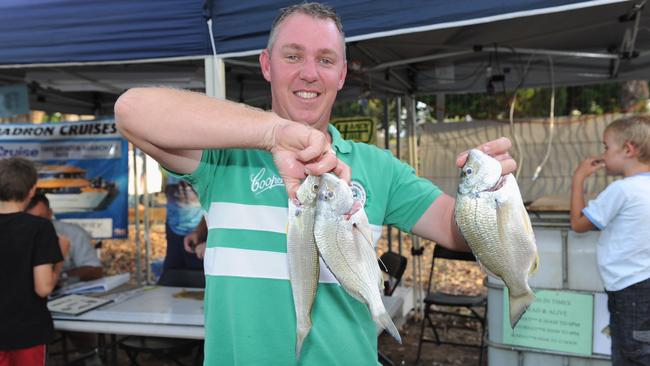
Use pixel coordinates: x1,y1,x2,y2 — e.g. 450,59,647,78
116,88,280,151
66,266,103,281
115,88,284,174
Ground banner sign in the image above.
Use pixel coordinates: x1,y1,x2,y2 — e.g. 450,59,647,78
0,120,128,238
503,289,594,356
0,84,29,118
332,117,376,144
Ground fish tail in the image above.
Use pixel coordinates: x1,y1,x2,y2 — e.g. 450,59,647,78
295,324,311,359
509,290,535,329
376,312,402,344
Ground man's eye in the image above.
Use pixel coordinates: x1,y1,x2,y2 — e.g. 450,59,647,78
286,55,300,61
320,58,333,65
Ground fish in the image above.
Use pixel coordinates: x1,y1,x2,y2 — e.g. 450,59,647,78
287,175,322,359
454,149,539,329
313,173,401,343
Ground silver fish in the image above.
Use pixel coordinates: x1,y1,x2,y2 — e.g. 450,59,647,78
455,149,539,328
313,173,401,342
287,175,321,358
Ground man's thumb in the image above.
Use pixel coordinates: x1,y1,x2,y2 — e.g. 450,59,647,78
284,177,301,201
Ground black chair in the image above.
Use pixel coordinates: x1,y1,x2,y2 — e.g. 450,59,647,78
379,251,408,296
118,269,205,366
377,251,408,366
415,245,487,366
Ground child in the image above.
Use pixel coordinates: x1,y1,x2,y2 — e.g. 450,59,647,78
570,116,650,366
0,157,68,366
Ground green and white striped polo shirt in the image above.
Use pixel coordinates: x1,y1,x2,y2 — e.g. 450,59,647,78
178,125,441,365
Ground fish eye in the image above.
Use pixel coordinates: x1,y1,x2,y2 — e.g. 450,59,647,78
312,184,319,192
465,167,473,175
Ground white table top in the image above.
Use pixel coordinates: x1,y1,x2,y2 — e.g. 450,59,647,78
53,285,405,339
53,286,205,339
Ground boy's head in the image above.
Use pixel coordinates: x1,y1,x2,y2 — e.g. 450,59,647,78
604,116,650,164
0,157,38,203
26,193,53,219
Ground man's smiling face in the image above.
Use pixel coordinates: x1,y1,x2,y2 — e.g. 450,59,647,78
260,13,347,132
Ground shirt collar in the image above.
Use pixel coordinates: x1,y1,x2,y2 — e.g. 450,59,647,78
328,124,352,154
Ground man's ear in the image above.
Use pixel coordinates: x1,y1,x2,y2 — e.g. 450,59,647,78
260,49,272,82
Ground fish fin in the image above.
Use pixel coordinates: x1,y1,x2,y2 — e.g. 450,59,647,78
529,250,540,276
475,257,500,280
376,312,402,344
295,322,312,360
350,209,374,249
509,289,535,329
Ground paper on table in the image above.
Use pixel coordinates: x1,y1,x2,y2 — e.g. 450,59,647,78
48,295,112,315
58,273,130,295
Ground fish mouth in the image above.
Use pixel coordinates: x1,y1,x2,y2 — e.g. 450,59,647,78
486,176,506,192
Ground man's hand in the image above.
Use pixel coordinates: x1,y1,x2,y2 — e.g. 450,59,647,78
194,243,206,260
574,156,605,179
269,121,350,199
455,137,516,175
183,232,202,254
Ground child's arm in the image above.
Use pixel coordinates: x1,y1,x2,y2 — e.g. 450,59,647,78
33,235,70,298
33,262,63,297
570,157,604,232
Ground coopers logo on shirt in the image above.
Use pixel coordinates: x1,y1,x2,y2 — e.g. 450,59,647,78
250,168,284,195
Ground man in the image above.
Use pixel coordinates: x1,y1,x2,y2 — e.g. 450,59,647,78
115,3,515,365
162,175,204,272
26,193,102,281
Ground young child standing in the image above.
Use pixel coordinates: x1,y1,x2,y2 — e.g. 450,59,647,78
570,116,650,365
0,157,68,366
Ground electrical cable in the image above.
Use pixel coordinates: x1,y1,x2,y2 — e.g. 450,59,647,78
532,55,556,181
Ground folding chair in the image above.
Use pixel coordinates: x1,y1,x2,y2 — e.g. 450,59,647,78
118,269,205,366
415,245,487,366
377,251,408,366
379,251,408,296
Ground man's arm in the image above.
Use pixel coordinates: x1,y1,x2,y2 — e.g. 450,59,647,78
184,217,207,255
115,88,348,197
570,157,602,233
66,266,103,281
412,137,516,251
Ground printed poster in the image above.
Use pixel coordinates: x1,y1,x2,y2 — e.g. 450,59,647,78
0,120,128,238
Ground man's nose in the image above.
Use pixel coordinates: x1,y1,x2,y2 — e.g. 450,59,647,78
299,58,318,82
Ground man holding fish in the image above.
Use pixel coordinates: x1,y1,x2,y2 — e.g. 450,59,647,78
116,3,519,365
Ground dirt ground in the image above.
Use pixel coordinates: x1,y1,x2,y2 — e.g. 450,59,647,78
51,225,487,365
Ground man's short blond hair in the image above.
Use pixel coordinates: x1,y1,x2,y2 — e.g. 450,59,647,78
605,115,650,163
266,2,345,57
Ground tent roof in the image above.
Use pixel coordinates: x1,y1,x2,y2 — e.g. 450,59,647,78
0,0,648,113
0,0,209,65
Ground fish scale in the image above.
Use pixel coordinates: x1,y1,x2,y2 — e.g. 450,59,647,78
455,149,539,329
313,173,402,343
287,175,321,359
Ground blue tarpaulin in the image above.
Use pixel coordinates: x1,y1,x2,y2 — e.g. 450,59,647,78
0,0,622,64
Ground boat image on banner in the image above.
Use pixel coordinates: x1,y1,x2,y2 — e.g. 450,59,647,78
36,164,118,213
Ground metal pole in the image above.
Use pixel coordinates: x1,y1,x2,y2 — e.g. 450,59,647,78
395,97,403,253
142,154,151,284
384,98,393,253
131,146,141,286
406,95,424,319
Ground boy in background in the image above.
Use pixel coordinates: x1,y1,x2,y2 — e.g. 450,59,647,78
571,116,650,365
0,157,68,366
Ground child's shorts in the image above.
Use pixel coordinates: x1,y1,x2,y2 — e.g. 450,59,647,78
0,344,46,366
